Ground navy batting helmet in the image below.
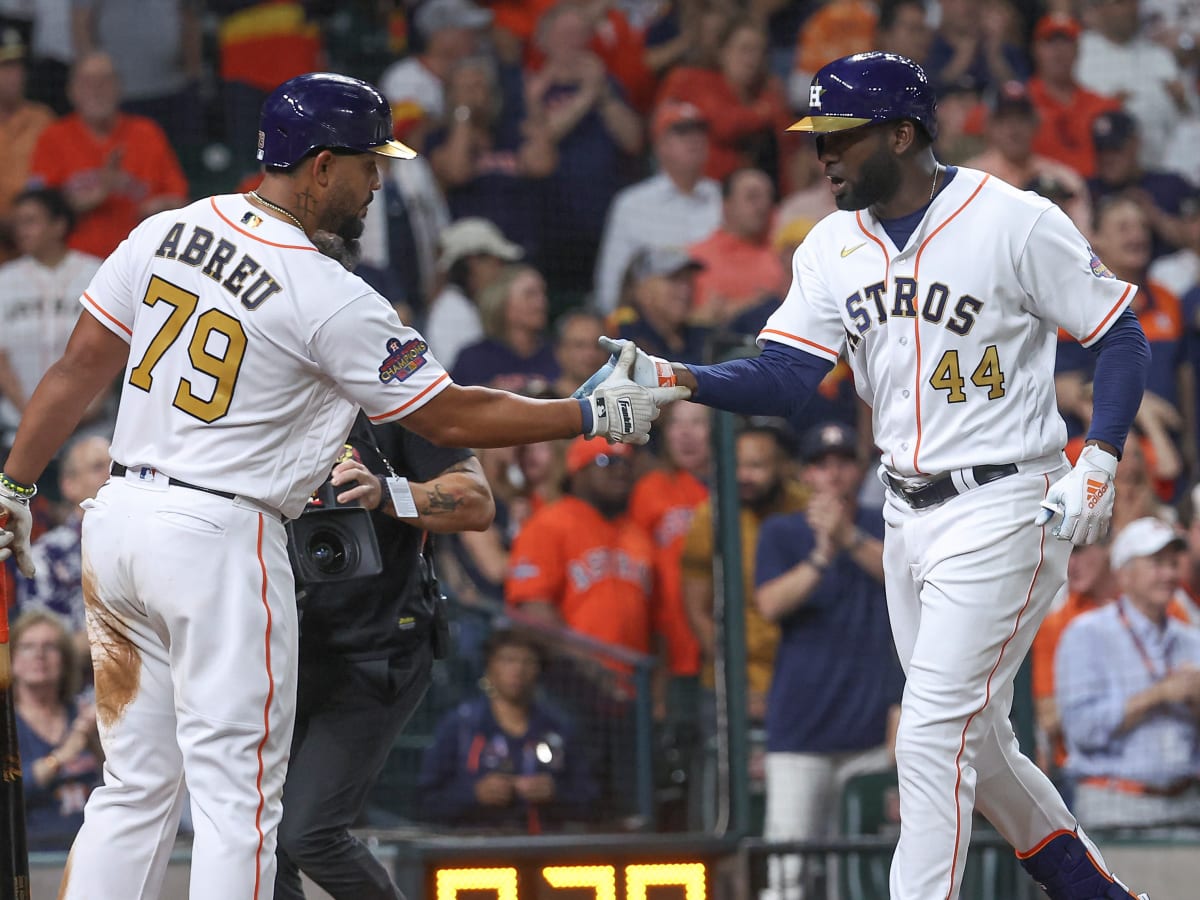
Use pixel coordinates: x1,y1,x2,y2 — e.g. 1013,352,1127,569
257,72,417,169
788,52,937,140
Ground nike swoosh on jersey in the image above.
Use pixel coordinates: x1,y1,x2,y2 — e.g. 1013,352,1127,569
841,242,867,257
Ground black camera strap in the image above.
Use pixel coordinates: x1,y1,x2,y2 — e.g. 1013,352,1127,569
355,417,444,603
355,414,452,659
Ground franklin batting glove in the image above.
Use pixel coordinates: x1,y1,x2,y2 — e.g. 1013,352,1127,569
584,342,691,445
1035,444,1119,546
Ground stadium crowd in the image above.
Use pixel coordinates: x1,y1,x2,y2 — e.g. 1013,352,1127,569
3,0,1200,852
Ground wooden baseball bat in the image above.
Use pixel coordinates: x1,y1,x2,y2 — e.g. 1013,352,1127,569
0,510,31,900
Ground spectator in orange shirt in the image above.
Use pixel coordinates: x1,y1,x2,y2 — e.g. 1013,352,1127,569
28,52,187,260
629,401,711,685
963,81,1091,234
488,0,557,64
0,24,54,240
657,15,792,187
790,0,878,111
506,437,666,821
688,167,787,324
577,2,656,115
506,437,659,658
1026,14,1121,180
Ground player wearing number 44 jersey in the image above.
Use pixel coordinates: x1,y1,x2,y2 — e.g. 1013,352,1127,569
586,53,1154,900
0,73,686,900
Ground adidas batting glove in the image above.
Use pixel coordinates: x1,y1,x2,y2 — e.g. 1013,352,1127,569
1035,444,1119,546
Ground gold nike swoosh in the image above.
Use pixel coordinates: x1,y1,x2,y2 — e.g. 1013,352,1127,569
841,242,867,258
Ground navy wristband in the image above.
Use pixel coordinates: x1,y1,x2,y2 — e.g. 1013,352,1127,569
577,397,594,436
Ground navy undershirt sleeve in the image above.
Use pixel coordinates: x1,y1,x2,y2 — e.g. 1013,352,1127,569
688,342,834,420
1085,307,1150,455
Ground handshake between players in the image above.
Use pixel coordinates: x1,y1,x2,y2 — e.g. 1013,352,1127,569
577,336,1119,550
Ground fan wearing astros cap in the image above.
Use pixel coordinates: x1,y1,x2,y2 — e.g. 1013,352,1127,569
580,51,1155,900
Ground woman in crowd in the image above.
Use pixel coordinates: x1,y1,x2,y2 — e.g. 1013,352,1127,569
424,217,524,372
427,56,558,264
12,609,102,851
452,263,560,393
657,15,792,188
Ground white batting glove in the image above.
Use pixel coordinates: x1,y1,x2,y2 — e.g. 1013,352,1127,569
572,337,688,399
598,336,682,389
1035,444,1119,546
584,342,691,445
0,494,35,578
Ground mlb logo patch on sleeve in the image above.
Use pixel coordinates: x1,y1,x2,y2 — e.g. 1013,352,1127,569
378,337,429,383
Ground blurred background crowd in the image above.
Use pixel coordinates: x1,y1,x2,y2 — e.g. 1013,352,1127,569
3,0,1200,870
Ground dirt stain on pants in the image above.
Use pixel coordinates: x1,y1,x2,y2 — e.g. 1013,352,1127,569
82,564,141,729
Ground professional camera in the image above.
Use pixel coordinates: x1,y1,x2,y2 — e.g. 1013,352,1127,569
286,474,383,585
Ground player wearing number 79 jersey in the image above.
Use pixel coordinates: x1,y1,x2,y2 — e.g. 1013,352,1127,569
0,73,687,900
594,53,1155,900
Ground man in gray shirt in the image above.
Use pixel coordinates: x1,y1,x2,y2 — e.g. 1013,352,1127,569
592,100,721,315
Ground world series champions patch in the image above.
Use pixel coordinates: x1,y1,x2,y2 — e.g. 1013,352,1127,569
1087,245,1116,279
379,336,429,383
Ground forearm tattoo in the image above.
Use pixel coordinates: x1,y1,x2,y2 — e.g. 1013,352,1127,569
423,483,463,515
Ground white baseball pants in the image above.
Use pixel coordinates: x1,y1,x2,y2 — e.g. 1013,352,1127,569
62,476,297,900
881,461,1090,900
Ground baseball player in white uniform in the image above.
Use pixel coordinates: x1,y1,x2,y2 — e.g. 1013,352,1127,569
590,53,1154,900
0,73,685,900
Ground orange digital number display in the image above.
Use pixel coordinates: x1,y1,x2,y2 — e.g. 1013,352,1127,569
543,864,618,899
435,866,519,900
626,863,707,900
434,862,707,899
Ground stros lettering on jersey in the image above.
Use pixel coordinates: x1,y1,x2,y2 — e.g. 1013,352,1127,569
79,194,452,518
759,168,1136,478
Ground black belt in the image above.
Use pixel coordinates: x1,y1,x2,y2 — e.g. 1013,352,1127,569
111,463,237,502
886,463,1018,510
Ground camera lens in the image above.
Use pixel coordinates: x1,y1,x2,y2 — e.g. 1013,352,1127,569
307,528,352,576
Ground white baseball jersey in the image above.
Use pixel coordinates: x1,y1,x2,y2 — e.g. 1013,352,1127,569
81,193,451,518
0,249,101,427
760,167,1137,478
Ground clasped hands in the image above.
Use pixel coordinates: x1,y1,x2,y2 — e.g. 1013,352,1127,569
579,338,690,444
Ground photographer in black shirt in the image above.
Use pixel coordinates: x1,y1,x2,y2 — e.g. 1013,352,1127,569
274,412,494,900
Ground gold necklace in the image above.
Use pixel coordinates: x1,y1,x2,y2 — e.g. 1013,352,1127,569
248,190,306,232
929,164,941,202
